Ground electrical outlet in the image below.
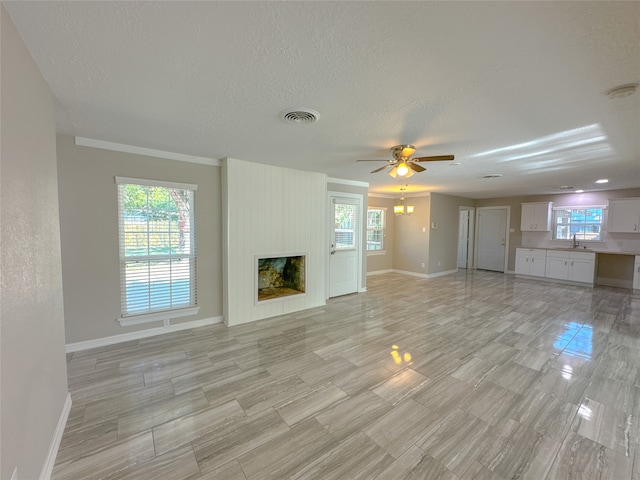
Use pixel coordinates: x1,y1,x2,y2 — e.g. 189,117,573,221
11,467,18,480
421,262,425,268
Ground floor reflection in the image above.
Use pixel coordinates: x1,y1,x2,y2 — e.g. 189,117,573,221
554,322,592,360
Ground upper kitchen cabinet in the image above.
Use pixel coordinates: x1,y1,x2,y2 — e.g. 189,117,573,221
521,202,552,231
608,198,640,233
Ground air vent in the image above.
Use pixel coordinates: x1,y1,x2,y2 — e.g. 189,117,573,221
282,108,320,124
558,185,574,190
482,173,503,179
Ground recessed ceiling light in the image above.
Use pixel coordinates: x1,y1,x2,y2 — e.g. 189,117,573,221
575,190,584,193
595,179,609,184
607,84,637,99
482,173,503,179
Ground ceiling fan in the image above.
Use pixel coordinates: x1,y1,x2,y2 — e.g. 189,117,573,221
358,144,455,178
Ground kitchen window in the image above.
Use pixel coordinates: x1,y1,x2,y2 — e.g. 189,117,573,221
552,206,604,241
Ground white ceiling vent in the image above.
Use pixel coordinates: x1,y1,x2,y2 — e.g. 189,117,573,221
282,108,320,125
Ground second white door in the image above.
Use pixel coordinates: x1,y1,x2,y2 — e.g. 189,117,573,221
476,207,508,272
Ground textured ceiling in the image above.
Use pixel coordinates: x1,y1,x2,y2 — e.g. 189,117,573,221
4,1,639,198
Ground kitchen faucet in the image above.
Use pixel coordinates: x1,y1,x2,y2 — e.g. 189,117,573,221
572,234,579,248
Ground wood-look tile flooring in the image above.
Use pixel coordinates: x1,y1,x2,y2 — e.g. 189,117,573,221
55,271,640,480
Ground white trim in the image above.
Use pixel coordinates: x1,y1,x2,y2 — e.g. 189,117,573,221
118,306,200,326
552,204,606,210
39,393,72,480
68,316,223,352
392,269,429,279
76,137,221,166
367,250,387,256
368,268,458,279
358,287,368,293
327,177,369,188
366,269,394,276
427,268,458,279
114,176,198,191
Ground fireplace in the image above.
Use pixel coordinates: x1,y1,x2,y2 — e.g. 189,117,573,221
257,254,306,302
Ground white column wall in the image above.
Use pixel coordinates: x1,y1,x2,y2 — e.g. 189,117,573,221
222,158,327,326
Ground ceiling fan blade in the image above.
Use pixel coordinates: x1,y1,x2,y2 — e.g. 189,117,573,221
371,164,392,174
413,155,455,162
408,162,426,172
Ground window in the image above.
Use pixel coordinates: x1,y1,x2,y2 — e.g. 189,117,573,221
552,206,604,241
367,207,386,252
116,177,197,323
334,203,356,249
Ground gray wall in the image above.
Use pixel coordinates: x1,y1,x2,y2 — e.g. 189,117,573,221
57,135,223,343
1,7,69,479
366,196,395,272
393,195,431,274
428,193,474,275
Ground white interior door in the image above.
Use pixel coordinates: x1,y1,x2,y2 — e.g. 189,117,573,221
457,210,470,268
329,196,361,297
476,207,508,272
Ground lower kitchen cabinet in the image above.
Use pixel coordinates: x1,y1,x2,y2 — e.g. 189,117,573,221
545,250,595,284
515,248,547,277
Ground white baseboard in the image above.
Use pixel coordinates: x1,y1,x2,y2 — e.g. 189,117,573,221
367,268,458,279
66,316,223,353
366,269,394,276
426,268,458,279
39,393,72,480
358,287,368,293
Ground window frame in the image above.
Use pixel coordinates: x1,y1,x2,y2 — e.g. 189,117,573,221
115,176,199,326
366,207,386,254
551,205,605,242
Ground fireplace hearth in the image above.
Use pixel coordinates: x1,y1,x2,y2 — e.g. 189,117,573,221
257,254,306,302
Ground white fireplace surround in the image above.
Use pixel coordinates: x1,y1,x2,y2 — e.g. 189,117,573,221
222,158,327,326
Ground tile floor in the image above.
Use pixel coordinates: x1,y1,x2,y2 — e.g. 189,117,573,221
55,270,640,479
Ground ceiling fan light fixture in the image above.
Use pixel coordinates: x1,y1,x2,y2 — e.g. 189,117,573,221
396,162,410,177
401,146,416,157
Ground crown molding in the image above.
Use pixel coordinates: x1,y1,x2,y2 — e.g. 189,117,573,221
75,137,221,166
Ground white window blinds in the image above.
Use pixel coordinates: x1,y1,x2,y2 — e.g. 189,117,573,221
116,177,197,318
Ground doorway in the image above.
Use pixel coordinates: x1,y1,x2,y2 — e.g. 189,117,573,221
475,207,509,272
457,208,474,269
328,193,363,298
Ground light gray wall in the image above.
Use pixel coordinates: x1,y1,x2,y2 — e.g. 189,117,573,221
1,7,69,479
428,193,474,275
57,135,222,343
366,196,395,273
393,195,431,274
474,187,640,271
327,181,369,289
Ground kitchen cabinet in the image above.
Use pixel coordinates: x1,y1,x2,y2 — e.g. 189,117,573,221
545,250,595,284
608,198,640,233
521,202,552,231
515,248,547,277
634,256,640,290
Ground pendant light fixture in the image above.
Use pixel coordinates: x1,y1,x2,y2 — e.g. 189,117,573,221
394,185,414,216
